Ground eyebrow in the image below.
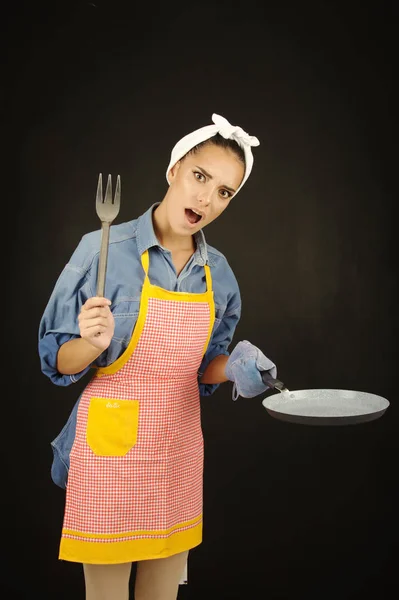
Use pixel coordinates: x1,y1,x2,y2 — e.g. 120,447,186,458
195,165,237,194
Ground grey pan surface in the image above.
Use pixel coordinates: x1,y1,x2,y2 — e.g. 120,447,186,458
262,389,390,426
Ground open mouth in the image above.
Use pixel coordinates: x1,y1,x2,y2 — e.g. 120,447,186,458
185,208,203,225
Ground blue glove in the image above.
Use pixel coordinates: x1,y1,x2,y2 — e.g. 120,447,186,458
225,340,277,400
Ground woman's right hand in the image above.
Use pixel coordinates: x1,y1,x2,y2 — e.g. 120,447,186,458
78,297,115,351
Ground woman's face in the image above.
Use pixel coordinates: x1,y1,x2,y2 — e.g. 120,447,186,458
165,143,245,235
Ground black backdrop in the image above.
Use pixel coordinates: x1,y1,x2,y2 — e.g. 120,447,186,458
5,1,398,599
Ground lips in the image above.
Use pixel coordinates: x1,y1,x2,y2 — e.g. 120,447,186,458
185,208,204,225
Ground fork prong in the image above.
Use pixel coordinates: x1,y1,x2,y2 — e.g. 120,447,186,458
96,173,103,204
104,174,112,204
113,175,121,207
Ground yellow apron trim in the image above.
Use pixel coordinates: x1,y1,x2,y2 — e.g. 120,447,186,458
96,277,150,376
145,283,212,303
96,250,215,377
62,514,202,540
59,520,202,564
202,290,215,358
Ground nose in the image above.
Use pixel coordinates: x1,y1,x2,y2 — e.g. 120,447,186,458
197,189,212,206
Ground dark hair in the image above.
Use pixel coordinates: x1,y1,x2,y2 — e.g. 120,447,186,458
183,133,245,166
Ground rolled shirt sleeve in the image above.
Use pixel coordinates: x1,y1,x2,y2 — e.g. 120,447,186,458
38,235,98,386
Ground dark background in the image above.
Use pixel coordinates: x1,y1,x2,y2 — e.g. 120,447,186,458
4,1,398,598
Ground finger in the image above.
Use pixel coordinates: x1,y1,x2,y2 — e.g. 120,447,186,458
82,297,112,310
81,323,108,336
78,306,110,321
80,318,110,331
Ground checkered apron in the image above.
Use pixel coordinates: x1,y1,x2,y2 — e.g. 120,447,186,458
59,249,215,564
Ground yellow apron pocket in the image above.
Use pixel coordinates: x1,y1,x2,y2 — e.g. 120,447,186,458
87,398,139,456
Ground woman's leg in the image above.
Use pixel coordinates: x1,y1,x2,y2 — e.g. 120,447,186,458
134,551,189,600
83,562,132,600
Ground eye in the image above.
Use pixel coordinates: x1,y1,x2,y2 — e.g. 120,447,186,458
219,189,232,200
193,171,205,182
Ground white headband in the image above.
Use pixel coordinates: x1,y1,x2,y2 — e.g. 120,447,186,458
166,113,260,196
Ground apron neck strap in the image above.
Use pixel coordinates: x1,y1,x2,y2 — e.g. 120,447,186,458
141,249,150,276
204,264,212,292
141,249,212,291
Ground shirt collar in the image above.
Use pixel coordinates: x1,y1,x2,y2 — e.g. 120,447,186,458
136,203,213,266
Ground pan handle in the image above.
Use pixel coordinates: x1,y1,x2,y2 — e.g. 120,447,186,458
261,370,288,392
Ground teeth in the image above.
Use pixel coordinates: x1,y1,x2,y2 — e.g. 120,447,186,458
191,209,202,217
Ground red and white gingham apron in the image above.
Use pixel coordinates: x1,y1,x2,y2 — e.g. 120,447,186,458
59,249,215,564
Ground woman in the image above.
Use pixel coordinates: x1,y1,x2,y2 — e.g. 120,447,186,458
38,113,277,600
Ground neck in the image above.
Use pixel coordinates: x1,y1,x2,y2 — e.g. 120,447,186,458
152,202,195,253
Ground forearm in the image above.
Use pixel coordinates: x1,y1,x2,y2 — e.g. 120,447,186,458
200,354,229,384
56,338,103,375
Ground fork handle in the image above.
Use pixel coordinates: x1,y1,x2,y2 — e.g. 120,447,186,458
96,222,110,297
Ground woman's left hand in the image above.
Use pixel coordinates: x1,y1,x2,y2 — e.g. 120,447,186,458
225,340,277,398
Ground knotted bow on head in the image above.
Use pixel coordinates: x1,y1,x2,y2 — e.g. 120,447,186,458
166,113,260,196
212,113,260,149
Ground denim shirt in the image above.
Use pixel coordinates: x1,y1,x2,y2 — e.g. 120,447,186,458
38,203,241,396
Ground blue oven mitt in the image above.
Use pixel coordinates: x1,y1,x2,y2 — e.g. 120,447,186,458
225,340,277,400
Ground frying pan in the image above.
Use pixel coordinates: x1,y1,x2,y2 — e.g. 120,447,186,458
261,372,390,426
